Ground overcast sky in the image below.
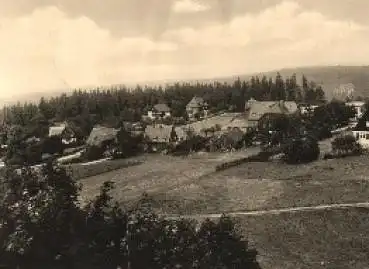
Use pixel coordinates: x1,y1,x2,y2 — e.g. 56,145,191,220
0,0,368,99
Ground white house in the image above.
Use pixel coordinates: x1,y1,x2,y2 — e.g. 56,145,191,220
352,121,369,149
147,104,171,120
346,101,366,122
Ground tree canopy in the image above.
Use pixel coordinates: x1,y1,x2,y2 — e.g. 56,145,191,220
0,163,261,269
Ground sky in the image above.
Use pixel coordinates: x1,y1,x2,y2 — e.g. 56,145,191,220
0,0,369,99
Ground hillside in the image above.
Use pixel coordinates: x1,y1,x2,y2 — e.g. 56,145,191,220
211,65,369,100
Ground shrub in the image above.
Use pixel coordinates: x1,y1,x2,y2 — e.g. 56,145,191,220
42,136,64,155
83,145,105,161
331,134,362,156
312,125,332,140
283,136,320,164
171,135,208,155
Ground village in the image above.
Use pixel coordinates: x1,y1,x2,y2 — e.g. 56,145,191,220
0,93,366,170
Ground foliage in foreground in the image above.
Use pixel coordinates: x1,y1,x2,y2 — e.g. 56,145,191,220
0,163,261,269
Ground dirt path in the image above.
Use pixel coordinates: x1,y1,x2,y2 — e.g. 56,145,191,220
163,202,369,219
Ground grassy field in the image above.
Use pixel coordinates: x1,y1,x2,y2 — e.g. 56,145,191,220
79,149,261,205
148,154,369,214
233,208,369,269
80,146,369,215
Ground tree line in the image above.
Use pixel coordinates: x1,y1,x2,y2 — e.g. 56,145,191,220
0,74,325,141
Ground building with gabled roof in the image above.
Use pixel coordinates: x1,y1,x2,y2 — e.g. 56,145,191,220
48,122,77,145
245,99,298,129
186,96,209,120
147,103,171,120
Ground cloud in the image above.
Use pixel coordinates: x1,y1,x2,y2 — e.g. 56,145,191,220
0,6,178,98
163,1,369,70
1,1,369,99
172,0,210,13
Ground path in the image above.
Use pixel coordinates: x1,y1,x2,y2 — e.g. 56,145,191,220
163,202,369,220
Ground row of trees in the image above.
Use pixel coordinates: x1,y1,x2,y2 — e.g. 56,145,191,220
0,163,261,269
1,74,324,140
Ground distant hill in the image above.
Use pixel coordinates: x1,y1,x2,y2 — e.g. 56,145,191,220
2,65,369,106
208,65,369,101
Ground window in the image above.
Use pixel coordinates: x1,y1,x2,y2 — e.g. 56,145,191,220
366,133,369,140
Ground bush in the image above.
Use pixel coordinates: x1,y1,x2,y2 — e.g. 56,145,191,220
0,165,262,269
314,126,332,140
331,134,362,156
42,136,64,155
83,145,105,161
171,135,208,155
283,136,320,164
24,142,43,165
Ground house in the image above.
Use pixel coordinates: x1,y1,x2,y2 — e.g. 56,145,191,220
186,96,209,120
147,103,171,120
48,122,77,145
351,121,369,149
144,124,176,143
345,101,366,122
86,126,119,148
245,99,298,130
144,124,176,152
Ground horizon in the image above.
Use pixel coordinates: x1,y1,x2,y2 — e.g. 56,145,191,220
0,63,367,106
2,0,369,100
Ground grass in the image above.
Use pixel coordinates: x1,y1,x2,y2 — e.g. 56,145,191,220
79,150,261,206
147,154,369,215
234,208,369,269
